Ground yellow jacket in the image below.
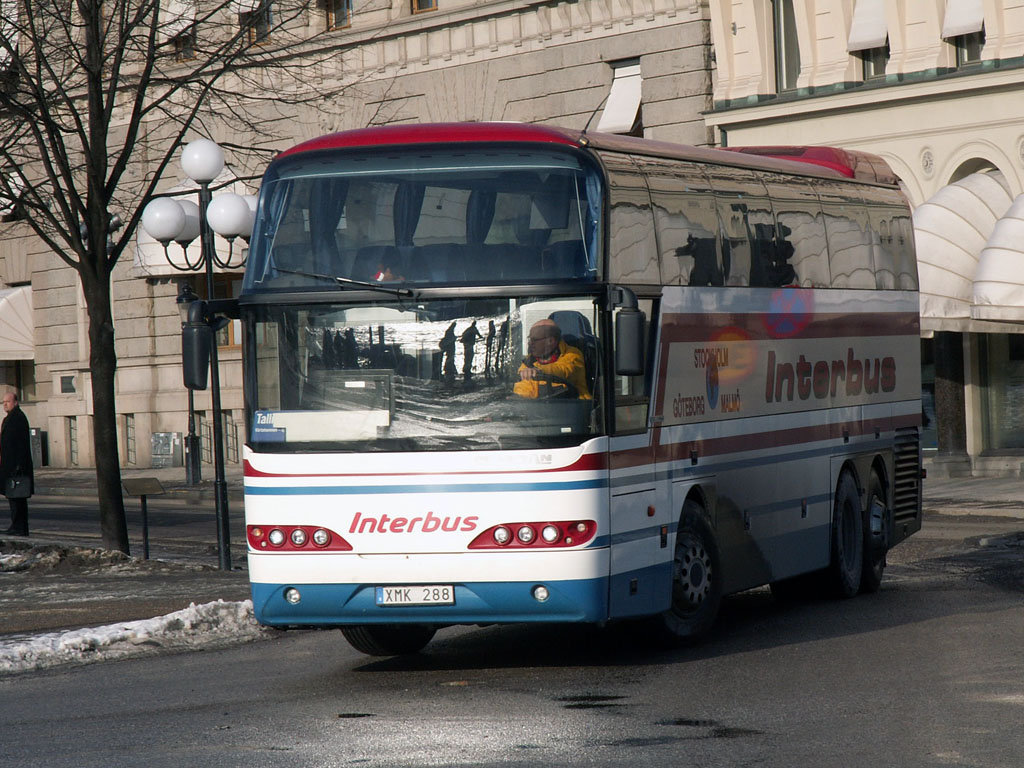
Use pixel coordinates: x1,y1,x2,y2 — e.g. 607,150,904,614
513,341,592,400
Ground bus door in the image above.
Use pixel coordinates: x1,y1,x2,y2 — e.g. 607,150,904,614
608,296,672,618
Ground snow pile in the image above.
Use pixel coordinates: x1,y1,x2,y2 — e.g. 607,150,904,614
0,599,267,675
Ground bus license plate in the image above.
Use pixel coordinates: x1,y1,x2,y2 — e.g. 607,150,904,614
375,585,455,606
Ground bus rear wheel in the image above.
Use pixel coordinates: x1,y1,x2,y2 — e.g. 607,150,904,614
860,469,888,594
830,471,864,599
659,500,722,642
341,624,436,656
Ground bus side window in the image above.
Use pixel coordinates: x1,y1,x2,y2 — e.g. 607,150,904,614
637,157,723,287
706,166,773,287
613,298,655,434
761,175,830,288
816,179,875,289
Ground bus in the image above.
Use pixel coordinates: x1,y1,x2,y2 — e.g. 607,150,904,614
228,122,922,656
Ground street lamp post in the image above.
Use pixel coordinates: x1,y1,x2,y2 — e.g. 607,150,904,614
176,282,202,486
141,139,254,571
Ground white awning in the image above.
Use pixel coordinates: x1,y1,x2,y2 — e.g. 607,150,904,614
942,0,984,39
597,62,642,135
913,172,1011,332
0,286,33,360
847,0,888,52
973,195,1024,324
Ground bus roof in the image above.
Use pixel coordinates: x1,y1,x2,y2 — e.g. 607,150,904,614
276,122,898,186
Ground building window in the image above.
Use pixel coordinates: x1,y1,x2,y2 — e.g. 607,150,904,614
224,411,239,464
327,0,352,29
860,42,889,80
241,1,273,43
954,29,985,66
68,416,78,466
979,333,1024,451
173,29,197,61
773,0,801,92
412,0,436,13
125,414,136,465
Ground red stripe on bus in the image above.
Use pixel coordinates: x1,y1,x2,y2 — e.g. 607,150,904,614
609,411,921,469
243,450,608,479
659,311,920,343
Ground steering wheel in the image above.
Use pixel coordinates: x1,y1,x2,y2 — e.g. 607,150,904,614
529,370,579,400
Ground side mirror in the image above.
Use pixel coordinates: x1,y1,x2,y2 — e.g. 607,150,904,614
615,307,645,376
610,285,645,376
182,300,212,390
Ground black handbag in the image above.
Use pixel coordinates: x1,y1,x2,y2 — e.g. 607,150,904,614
5,474,30,499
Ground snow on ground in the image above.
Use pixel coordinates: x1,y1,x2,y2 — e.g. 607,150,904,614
0,599,267,676
1,542,269,676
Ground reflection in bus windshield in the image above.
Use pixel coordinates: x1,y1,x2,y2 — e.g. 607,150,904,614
250,296,603,451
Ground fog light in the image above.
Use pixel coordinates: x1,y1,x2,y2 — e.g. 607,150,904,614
291,528,308,546
493,526,511,545
268,529,285,546
532,585,550,602
284,587,301,604
517,525,535,544
312,528,330,547
541,525,559,544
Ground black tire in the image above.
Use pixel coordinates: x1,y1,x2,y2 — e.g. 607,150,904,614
658,499,722,642
860,470,888,594
830,471,864,599
341,624,436,656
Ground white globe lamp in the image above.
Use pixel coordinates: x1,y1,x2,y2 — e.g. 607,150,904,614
141,197,186,244
181,139,225,184
207,193,254,239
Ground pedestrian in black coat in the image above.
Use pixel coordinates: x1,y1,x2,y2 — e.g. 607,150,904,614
1,391,33,536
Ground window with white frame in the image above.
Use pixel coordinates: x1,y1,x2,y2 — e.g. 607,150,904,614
847,0,889,80
327,0,352,29
942,0,985,66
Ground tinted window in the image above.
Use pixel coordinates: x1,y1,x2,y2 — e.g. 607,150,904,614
603,153,661,284
760,174,830,288
815,179,875,289
706,166,776,287
639,157,724,286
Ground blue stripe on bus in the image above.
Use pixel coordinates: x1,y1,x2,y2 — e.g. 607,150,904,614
245,478,608,496
251,577,609,626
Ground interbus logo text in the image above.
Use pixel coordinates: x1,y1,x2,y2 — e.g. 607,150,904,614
765,348,896,403
349,511,479,534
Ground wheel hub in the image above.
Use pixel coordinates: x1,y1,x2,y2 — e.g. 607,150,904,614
675,536,712,608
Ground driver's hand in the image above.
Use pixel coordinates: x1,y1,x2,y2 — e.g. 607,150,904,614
520,367,538,381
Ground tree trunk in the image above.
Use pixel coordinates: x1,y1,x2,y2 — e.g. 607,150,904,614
85,274,130,554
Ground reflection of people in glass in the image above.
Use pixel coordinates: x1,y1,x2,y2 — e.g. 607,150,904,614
342,328,359,369
496,316,510,378
460,321,482,381
513,319,591,400
440,321,457,382
484,320,496,379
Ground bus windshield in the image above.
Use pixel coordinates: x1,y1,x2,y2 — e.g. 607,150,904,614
243,147,603,292
248,295,604,452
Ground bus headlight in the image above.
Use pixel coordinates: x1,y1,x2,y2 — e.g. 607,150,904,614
493,526,512,545
284,587,302,604
541,525,560,544
290,528,308,546
268,529,286,546
517,525,535,544
532,585,550,602
312,528,331,547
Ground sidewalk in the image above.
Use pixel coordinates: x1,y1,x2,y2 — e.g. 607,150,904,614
33,463,246,503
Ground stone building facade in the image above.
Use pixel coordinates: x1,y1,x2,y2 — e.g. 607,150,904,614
0,0,714,469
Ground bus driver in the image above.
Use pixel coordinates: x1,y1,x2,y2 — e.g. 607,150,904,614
513,318,592,400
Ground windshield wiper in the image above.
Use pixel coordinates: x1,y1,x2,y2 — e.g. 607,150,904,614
274,267,416,299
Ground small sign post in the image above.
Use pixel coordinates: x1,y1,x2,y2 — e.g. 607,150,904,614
121,477,166,560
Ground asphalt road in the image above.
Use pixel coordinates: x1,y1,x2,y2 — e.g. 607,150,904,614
2,512,1022,767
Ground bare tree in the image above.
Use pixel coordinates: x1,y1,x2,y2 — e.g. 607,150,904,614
0,0,370,552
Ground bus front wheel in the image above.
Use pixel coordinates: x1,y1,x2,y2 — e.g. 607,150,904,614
341,624,436,656
830,471,864,599
659,499,722,642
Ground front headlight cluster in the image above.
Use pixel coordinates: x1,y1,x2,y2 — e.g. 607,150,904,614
467,520,596,549
247,525,352,551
